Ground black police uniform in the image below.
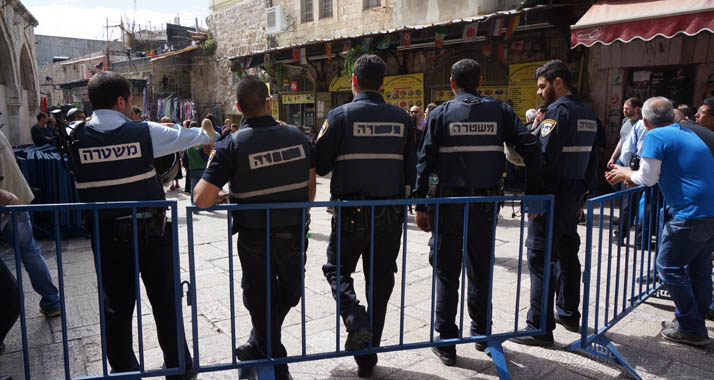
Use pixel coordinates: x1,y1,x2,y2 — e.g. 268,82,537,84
413,90,542,345
525,94,598,336
314,91,416,369
0,259,19,350
201,115,313,377
69,120,193,379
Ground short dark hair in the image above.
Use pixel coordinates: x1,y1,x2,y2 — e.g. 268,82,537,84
88,71,131,109
236,75,269,116
450,59,481,90
703,97,714,108
132,106,141,115
353,54,385,91
537,104,548,113
535,60,571,89
425,103,437,113
36,112,47,121
625,97,642,109
189,121,198,128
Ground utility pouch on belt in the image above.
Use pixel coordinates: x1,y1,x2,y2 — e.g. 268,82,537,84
112,208,167,243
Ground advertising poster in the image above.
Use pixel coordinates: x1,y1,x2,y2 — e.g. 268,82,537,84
433,88,454,103
509,60,548,119
478,86,509,102
330,73,425,112
381,73,424,112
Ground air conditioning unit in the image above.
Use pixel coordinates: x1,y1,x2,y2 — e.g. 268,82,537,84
266,5,285,35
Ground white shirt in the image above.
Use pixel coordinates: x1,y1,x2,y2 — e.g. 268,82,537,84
87,109,213,157
630,156,661,187
0,131,35,205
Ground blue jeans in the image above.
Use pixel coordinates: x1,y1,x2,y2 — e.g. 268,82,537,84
188,169,204,205
1,211,60,311
656,217,714,336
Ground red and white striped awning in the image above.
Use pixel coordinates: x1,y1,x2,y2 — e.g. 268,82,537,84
570,0,714,48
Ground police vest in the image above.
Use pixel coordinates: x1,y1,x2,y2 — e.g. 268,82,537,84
437,96,505,190
550,102,597,180
228,123,311,229
331,100,409,198
70,121,165,216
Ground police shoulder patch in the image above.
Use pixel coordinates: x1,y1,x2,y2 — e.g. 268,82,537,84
540,119,557,137
317,119,329,140
206,149,216,167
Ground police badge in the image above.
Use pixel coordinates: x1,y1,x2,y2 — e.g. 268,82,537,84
540,119,557,137
317,119,329,140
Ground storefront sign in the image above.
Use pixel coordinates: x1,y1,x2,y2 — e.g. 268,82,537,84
329,75,351,92
330,73,425,112
282,93,315,104
509,60,548,120
382,73,424,112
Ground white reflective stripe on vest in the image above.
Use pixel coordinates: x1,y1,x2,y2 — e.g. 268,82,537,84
75,169,157,189
562,146,593,153
438,145,504,153
230,180,310,199
335,153,404,161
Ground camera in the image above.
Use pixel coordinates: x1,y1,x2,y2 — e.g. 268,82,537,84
629,155,640,171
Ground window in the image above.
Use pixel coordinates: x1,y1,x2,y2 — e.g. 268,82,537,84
363,0,380,10
301,0,314,22
265,0,273,7
319,0,333,19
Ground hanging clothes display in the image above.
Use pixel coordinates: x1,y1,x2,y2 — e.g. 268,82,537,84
154,96,197,123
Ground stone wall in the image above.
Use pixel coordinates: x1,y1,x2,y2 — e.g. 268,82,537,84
0,0,39,145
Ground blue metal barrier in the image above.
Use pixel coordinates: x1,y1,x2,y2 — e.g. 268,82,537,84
0,201,186,380
566,186,664,380
185,194,555,380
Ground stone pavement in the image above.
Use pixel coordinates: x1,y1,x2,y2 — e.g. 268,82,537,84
1,177,713,380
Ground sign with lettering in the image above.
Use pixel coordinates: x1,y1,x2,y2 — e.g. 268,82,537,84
79,143,141,163
282,93,315,104
448,122,497,136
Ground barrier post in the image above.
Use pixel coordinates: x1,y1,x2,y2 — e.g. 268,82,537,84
566,186,664,380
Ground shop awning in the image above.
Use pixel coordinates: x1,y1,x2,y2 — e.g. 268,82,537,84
149,44,199,62
570,0,714,48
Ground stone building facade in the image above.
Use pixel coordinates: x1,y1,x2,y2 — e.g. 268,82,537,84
0,0,40,145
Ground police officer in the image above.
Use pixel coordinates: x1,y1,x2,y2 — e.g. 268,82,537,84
315,54,416,377
193,75,316,380
512,60,598,346
413,59,543,365
69,71,214,379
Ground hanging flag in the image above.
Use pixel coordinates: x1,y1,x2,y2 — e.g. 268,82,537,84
299,47,308,64
245,55,253,69
481,44,492,57
496,42,505,61
401,31,411,48
376,34,392,49
343,40,351,52
509,40,524,53
462,23,478,41
434,27,447,47
264,53,271,63
362,37,373,50
505,15,520,40
292,48,300,62
489,18,503,37
325,43,332,60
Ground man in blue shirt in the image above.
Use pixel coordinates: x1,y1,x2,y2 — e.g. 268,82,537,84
607,97,714,347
